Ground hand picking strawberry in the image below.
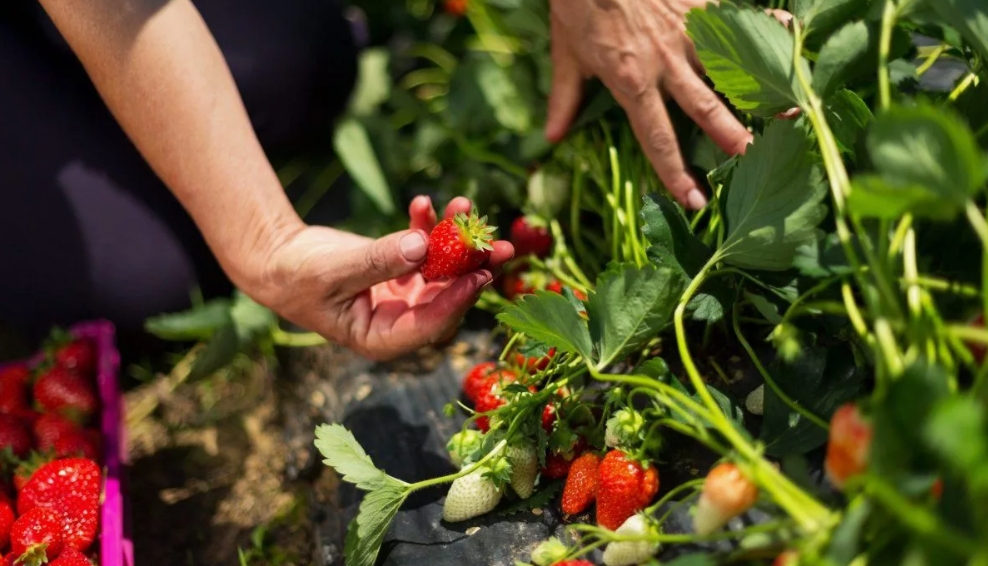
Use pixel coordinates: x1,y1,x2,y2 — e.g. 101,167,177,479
421,208,498,281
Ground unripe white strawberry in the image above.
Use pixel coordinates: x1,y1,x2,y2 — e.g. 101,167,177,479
693,462,759,536
604,408,645,449
602,514,659,566
447,429,484,468
745,385,764,415
442,466,504,522
507,442,539,499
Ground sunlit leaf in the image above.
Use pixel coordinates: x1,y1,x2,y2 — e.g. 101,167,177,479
586,263,686,368
333,118,396,214
686,1,811,116
716,120,828,271
497,292,594,360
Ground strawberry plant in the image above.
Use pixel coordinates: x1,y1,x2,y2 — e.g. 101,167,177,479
305,0,988,564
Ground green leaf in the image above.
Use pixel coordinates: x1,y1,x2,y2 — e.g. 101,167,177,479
586,263,686,368
848,104,988,220
825,89,873,158
745,292,783,325
923,397,988,493
497,292,594,360
760,345,865,457
654,364,745,430
813,21,871,98
187,322,241,381
641,193,731,323
793,233,854,277
343,483,407,566
347,48,392,116
928,0,988,64
144,298,233,341
333,118,396,214
476,57,534,134
825,499,873,565
795,0,873,39
314,423,394,490
229,291,276,346
685,1,811,116
717,120,828,271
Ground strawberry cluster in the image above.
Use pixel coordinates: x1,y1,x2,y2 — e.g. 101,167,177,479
0,332,102,566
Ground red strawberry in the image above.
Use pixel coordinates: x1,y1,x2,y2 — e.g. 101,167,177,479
514,347,556,374
773,551,799,566
34,414,83,452
541,452,572,479
474,391,505,433
547,280,588,301
33,367,98,420
462,362,498,405
596,450,660,530
53,432,100,461
0,366,31,415
443,0,467,16
502,271,536,301
10,507,63,565
824,403,872,491
53,340,97,378
12,453,55,493
541,404,557,433
421,210,496,281
0,500,14,549
17,458,101,552
510,216,552,259
48,548,92,566
0,414,33,459
693,462,759,535
561,452,601,515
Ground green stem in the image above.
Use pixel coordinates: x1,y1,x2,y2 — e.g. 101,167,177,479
949,72,978,101
408,439,509,492
915,44,948,77
675,262,832,530
271,327,327,347
732,304,829,430
646,479,704,516
877,0,898,111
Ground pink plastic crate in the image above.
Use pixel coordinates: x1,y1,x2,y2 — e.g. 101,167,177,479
0,320,132,566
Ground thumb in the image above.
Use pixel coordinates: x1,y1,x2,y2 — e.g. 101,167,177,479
545,20,583,143
338,229,429,293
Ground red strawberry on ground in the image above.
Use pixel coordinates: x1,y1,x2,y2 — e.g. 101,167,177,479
10,507,64,566
33,367,98,421
0,366,31,415
0,500,14,549
561,452,601,516
421,210,496,281
48,548,93,566
0,414,33,459
510,216,552,258
53,339,97,378
17,458,101,552
596,450,660,530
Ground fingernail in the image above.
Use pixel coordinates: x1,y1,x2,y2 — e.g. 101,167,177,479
400,232,428,261
686,189,708,211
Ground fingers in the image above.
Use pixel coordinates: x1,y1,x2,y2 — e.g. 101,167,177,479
488,240,515,271
368,270,494,360
409,195,438,233
444,196,472,218
545,18,584,143
336,229,429,294
665,65,752,156
619,88,708,211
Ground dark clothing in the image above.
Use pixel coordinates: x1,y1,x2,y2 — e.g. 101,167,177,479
0,0,359,334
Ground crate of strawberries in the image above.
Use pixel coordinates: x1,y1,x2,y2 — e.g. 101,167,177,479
0,321,129,566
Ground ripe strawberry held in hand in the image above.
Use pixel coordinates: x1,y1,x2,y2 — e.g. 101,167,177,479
421,210,496,281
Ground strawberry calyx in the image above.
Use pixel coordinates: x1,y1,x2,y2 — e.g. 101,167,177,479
452,209,496,253
13,544,52,566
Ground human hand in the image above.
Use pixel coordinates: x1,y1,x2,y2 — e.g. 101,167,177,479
545,0,755,211
248,196,514,361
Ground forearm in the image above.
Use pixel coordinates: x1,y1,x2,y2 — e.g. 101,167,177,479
36,0,303,288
